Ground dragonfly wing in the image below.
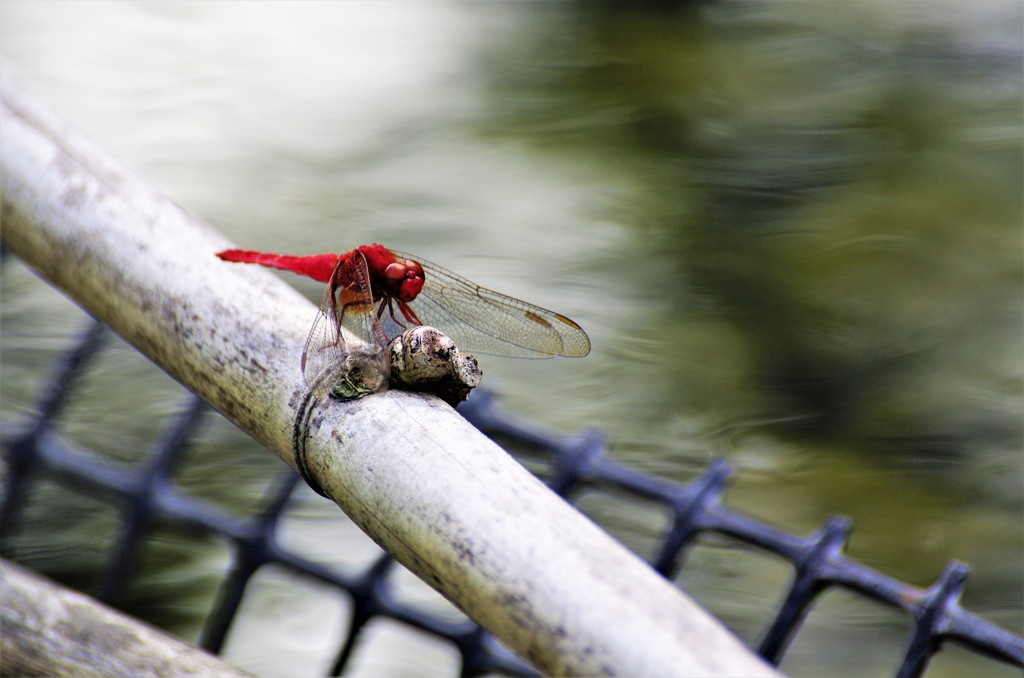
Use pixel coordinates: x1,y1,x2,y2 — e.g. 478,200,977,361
302,251,389,398
302,292,345,398
388,250,591,359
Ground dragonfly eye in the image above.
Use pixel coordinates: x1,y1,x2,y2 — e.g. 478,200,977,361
382,261,424,302
384,262,407,281
398,260,424,302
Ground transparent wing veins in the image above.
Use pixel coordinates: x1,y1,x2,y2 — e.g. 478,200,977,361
302,251,389,396
388,249,590,359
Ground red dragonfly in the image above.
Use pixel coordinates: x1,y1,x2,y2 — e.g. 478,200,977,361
216,244,590,398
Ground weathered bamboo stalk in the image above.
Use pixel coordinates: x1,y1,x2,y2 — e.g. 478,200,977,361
0,559,251,676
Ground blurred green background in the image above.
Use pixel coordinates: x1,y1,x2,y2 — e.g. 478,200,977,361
1,1,1021,676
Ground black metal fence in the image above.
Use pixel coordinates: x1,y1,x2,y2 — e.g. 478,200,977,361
2,315,1022,677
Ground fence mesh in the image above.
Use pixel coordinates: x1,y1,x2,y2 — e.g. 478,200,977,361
2,307,1022,676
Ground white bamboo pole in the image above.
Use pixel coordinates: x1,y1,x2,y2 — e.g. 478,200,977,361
0,68,780,677
0,559,252,677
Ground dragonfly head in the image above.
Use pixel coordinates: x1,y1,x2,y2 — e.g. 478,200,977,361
383,259,425,303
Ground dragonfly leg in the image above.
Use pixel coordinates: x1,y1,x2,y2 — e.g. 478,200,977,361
396,300,423,325
377,298,417,331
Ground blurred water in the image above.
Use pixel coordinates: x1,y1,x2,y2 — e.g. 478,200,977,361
1,1,1021,676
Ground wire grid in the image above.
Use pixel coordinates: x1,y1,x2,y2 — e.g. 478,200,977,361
1,319,1022,677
